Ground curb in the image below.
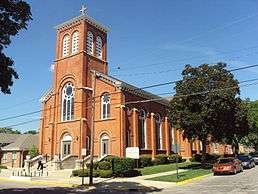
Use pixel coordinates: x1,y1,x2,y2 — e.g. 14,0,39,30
0,177,74,188
176,173,212,186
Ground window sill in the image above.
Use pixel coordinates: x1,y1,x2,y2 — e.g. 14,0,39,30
57,119,80,124
95,118,116,122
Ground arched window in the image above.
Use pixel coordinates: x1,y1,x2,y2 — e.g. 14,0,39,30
62,82,75,121
62,35,70,57
155,114,162,150
86,31,94,55
139,109,147,149
96,36,102,59
100,133,109,157
71,31,79,54
101,93,110,119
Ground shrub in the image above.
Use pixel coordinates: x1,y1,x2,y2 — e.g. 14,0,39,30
168,154,183,163
86,161,99,170
92,170,100,177
98,161,111,170
78,169,89,177
153,154,168,165
113,157,134,176
72,170,80,177
0,165,7,169
139,155,152,167
99,170,113,178
122,169,141,177
28,145,39,158
190,153,221,163
104,155,119,163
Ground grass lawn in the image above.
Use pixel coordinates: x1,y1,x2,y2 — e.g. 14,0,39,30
139,162,192,176
147,168,212,182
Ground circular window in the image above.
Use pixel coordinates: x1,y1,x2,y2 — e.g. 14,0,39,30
66,86,73,96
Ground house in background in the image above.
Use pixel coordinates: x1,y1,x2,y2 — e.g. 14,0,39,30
0,134,38,168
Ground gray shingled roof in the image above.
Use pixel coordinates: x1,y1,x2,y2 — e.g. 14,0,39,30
0,133,21,144
1,134,38,151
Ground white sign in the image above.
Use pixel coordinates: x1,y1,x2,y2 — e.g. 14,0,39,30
126,147,140,159
81,148,87,156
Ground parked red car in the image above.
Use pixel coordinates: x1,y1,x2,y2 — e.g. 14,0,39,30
213,158,243,175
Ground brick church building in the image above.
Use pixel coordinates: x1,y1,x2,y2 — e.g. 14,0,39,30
39,7,203,164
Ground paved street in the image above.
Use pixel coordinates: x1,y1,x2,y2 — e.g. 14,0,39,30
1,167,258,193
160,167,258,194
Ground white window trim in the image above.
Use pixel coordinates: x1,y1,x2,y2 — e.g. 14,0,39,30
61,82,75,122
101,93,110,120
139,110,147,149
86,31,94,55
71,31,79,54
62,35,70,57
100,134,109,157
96,36,103,59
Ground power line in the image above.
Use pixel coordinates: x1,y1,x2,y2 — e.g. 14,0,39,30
112,13,258,71
111,45,258,73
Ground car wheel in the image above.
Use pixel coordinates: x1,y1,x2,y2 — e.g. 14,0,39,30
213,172,217,176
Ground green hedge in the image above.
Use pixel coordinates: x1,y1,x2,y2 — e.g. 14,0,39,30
113,157,134,176
99,170,113,178
0,165,7,169
168,154,183,163
139,155,152,167
153,154,168,165
190,153,222,163
98,161,111,170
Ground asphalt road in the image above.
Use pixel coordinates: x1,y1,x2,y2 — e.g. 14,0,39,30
1,167,258,194
160,166,258,194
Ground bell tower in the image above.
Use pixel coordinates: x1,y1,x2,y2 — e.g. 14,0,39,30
39,6,109,159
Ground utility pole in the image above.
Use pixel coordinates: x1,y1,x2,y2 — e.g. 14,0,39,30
89,71,96,186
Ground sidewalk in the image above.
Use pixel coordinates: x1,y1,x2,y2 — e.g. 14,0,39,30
0,168,189,191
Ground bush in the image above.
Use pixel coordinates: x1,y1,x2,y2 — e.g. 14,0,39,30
153,154,168,165
99,170,113,178
78,169,89,177
113,157,134,176
190,153,221,163
98,161,111,170
104,155,119,163
92,170,99,177
139,155,152,167
168,154,183,163
122,169,141,177
86,162,99,170
0,165,7,169
72,170,80,177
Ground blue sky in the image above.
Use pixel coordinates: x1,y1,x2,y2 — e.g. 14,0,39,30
1,0,258,132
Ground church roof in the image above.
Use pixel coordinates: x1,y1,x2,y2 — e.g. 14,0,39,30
1,134,38,151
55,14,109,33
93,71,170,106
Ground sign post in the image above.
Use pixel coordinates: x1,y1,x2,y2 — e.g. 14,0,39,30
172,144,180,180
126,147,140,168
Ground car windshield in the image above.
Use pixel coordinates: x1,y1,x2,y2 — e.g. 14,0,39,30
237,156,250,161
218,158,233,164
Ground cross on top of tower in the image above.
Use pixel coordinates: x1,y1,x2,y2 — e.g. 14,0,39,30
80,5,87,15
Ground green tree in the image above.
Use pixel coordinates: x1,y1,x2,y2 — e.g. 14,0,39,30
240,100,258,150
24,130,38,134
169,63,240,164
0,127,21,134
0,0,32,94
28,144,39,158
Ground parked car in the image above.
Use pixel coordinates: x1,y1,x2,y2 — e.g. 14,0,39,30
250,152,258,164
237,155,255,169
213,158,243,175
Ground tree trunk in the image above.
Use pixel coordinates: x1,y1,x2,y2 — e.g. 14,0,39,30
201,138,207,166
232,136,239,156
255,143,258,152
